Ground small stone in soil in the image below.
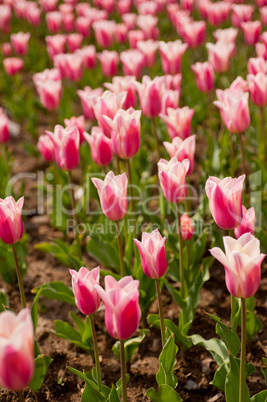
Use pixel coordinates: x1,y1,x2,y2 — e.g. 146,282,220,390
185,379,198,391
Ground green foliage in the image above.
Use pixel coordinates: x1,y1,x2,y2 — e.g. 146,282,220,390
156,329,178,389
112,329,148,362
33,281,75,305
0,289,9,312
86,236,120,273
145,385,182,402
35,238,82,269
0,237,28,284
30,355,53,393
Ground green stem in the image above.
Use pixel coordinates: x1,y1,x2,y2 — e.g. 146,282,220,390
89,315,102,392
239,298,246,402
155,278,166,347
152,118,160,161
67,171,82,261
11,244,26,309
230,131,234,177
120,340,127,402
260,107,266,161
115,155,121,175
115,221,126,277
228,229,236,330
177,206,185,299
126,159,136,237
238,132,246,175
18,391,24,402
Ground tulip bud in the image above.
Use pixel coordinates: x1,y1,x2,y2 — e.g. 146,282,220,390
69,266,100,315
158,157,189,203
0,196,24,244
234,206,255,239
83,127,113,166
179,213,194,241
37,134,55,161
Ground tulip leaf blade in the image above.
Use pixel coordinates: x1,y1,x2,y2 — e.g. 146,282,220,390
208,313,241,357
32,281,75,305
67,366,106,402
31,287,42,334
145,384,182,401
112,329,149,362
225,355,250,402
86,236,120,272
29,354,53,392
190,334,228,366
35,239,82,270
261,357,267,385
156,329,178,389
0,289,9,312
53,319,93,355
250,390,267,402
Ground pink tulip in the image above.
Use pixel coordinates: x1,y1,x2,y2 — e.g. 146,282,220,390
164,74,182,91
97,50,119,77
46,125,79,171
213,27,238,47
256,42,267,60
120,49,144,78
59,4,73,14
75,16,91,37
247,73,267,107
161,90,180,115
95,275,141,340
214,89,250,133
117,0,132,14
38,134,55,161
76,45,96,70
1,43,12,57
229,76,248,93
260,6,267,25
46,11,62,33
163,135,195,175
92,91,127,138
258,0,267,6
103,108,141,159
46,34,66,61
136,40,158,68
33,68,62,110
83,127,113,166
134,75,163,118
0,5,11,33
104,76,136,109
62,12,75,32
26,4,41,26
0,109,10,144
93,20,115,48
241,21,261,46
64,115,85,144
206,41,234,73
181,20,206,48
232,4,254,28
179,213,194,241
77,86,103,120
54,53,83,81
91,171,128,221
134,229,167,279
122,13,137,30
206,2,231,26
67,33,83,52
69,266,100,315
3,58,24,75
234,206,255,239
248,57,267,75
40,0,58,12
136,15,159,40
210,233,265,299
205,175,245,230
159,40,188,75
160,107,194,140
114,23,128,43
128,30,145,48
180,0,194,12
0,309,34,391
10,32,30,56
137,1,158,16
0,196,24,244
158,157,189,203
191,61,215,93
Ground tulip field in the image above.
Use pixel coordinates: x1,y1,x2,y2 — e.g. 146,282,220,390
2,0,267,401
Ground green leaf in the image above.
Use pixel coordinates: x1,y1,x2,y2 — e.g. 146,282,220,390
225,355,250,402
54,320,93,354
261,357,267,385
250,390,267,402
32,281,75,305
112,329,149,362
246,311,263,343
145,385,182,401
70,311,85,334
35,240,82,269
29,354,53,392
87,236,120,272
208,314,240,357
31,287,42,334
210,363,228,391
156,329,178,389
68,367,106,402
0,289,9,312
190,334,228,366
108,385,120,402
